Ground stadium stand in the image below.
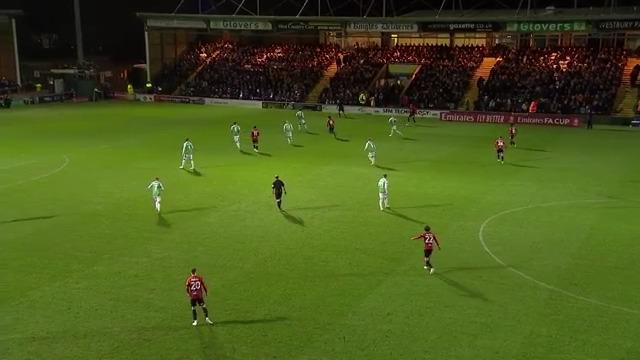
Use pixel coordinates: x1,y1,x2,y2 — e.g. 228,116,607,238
181,43,338,102
476,47,627,114
0,76,18,95
319,45,484,109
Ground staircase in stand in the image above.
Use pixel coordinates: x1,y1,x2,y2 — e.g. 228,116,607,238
172,50,220,96
614,57,640,117
458,57,497,110
305,62,338,104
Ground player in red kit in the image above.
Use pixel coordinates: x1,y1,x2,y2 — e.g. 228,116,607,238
508,124,517,147
408,103,417,124
327,116,336,137
411,225,441,274
185,268,214,326
495,136,505,164
251,126,260,153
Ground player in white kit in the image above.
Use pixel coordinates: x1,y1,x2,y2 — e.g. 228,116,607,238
364,138,376,165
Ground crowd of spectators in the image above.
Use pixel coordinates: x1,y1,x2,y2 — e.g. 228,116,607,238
405,46,484,110
320,45,484,109
476,47,627,114
155,41,229,94
182,43,338,102
0,76,18,95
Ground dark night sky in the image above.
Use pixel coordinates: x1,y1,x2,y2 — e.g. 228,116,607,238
3,0,639,62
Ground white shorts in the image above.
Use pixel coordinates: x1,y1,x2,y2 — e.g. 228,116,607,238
391,125,397,131
368,152,376,158
153,196,162,202
285,133,293,138
233,135,240,143
183,154,193,161
379,193,387,200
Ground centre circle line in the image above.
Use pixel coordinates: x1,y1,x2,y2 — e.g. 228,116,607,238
478,199,639,314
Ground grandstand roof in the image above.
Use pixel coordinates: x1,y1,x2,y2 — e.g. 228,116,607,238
138,6,640,24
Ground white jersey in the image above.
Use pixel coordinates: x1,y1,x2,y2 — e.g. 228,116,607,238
182,141,194,156
230,124,241,136
148,180,164,198
283,122,293,135
377,177,388,194
296,111,305,122
364,141,376,153
388,117,397,127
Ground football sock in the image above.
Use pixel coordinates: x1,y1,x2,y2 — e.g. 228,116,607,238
426,260,432,268
192,309,197,321
202,307,209,317
379,200,384,210
190,161,194,169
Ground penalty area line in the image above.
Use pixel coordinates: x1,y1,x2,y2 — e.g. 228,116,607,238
0,155,70,190
478,199,639,315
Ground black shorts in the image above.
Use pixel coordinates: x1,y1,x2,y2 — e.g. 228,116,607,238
329,127,335,132
424,249,433,258
252,139,258,144
190,298,205,307
497,148,504,154
510,135,516,140
338,105,344,112
274,191,283,200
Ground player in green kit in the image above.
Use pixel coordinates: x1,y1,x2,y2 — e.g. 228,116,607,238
283,120,294,144
230,122,241,150
388,116,403,137
180,138,195,170
147,177,164,214
296,110,308,131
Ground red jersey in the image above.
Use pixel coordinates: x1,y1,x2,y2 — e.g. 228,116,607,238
495,139,505,150
509,127,517,137
185,275,208,300
251,129,260,141
409,104,417,115
415,231,439,250
327,119,335,128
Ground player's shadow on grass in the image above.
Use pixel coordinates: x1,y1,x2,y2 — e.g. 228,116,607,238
239,150,255,156
287,204,340,211
258,152,273,157
384,209,424,225
506,162,540,169
156,214,171,228
281,210,305,226
291,144,304,148
0,215,57,224
517,147,548,152
335,136,350,142
435,273,488,301
306,131,319,135
393,203,451,210
375,164,398,171
216,316,288,326
188,169,203,176
163,206,215,215
402,137,417,141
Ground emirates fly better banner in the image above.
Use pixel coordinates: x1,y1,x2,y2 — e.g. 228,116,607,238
440,111,582,127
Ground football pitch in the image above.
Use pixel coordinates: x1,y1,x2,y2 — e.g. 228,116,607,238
1,102,639,360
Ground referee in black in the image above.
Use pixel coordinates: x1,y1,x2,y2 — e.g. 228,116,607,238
272,175,287,210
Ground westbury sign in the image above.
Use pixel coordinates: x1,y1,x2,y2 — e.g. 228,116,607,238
506,21,587,32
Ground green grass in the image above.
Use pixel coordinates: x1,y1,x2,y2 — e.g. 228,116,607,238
1,102,639,360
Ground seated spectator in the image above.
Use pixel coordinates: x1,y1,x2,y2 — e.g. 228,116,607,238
476,47,627,115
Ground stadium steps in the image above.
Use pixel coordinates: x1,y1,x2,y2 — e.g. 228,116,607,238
458,57,497,110
399,64,423,99
614,58,640,117
305,62,338,103
172,50,220,96
367,64,389,92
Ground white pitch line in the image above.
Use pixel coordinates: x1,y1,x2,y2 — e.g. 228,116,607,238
478,199,639,315
0,155,70,190
0,160,37,170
